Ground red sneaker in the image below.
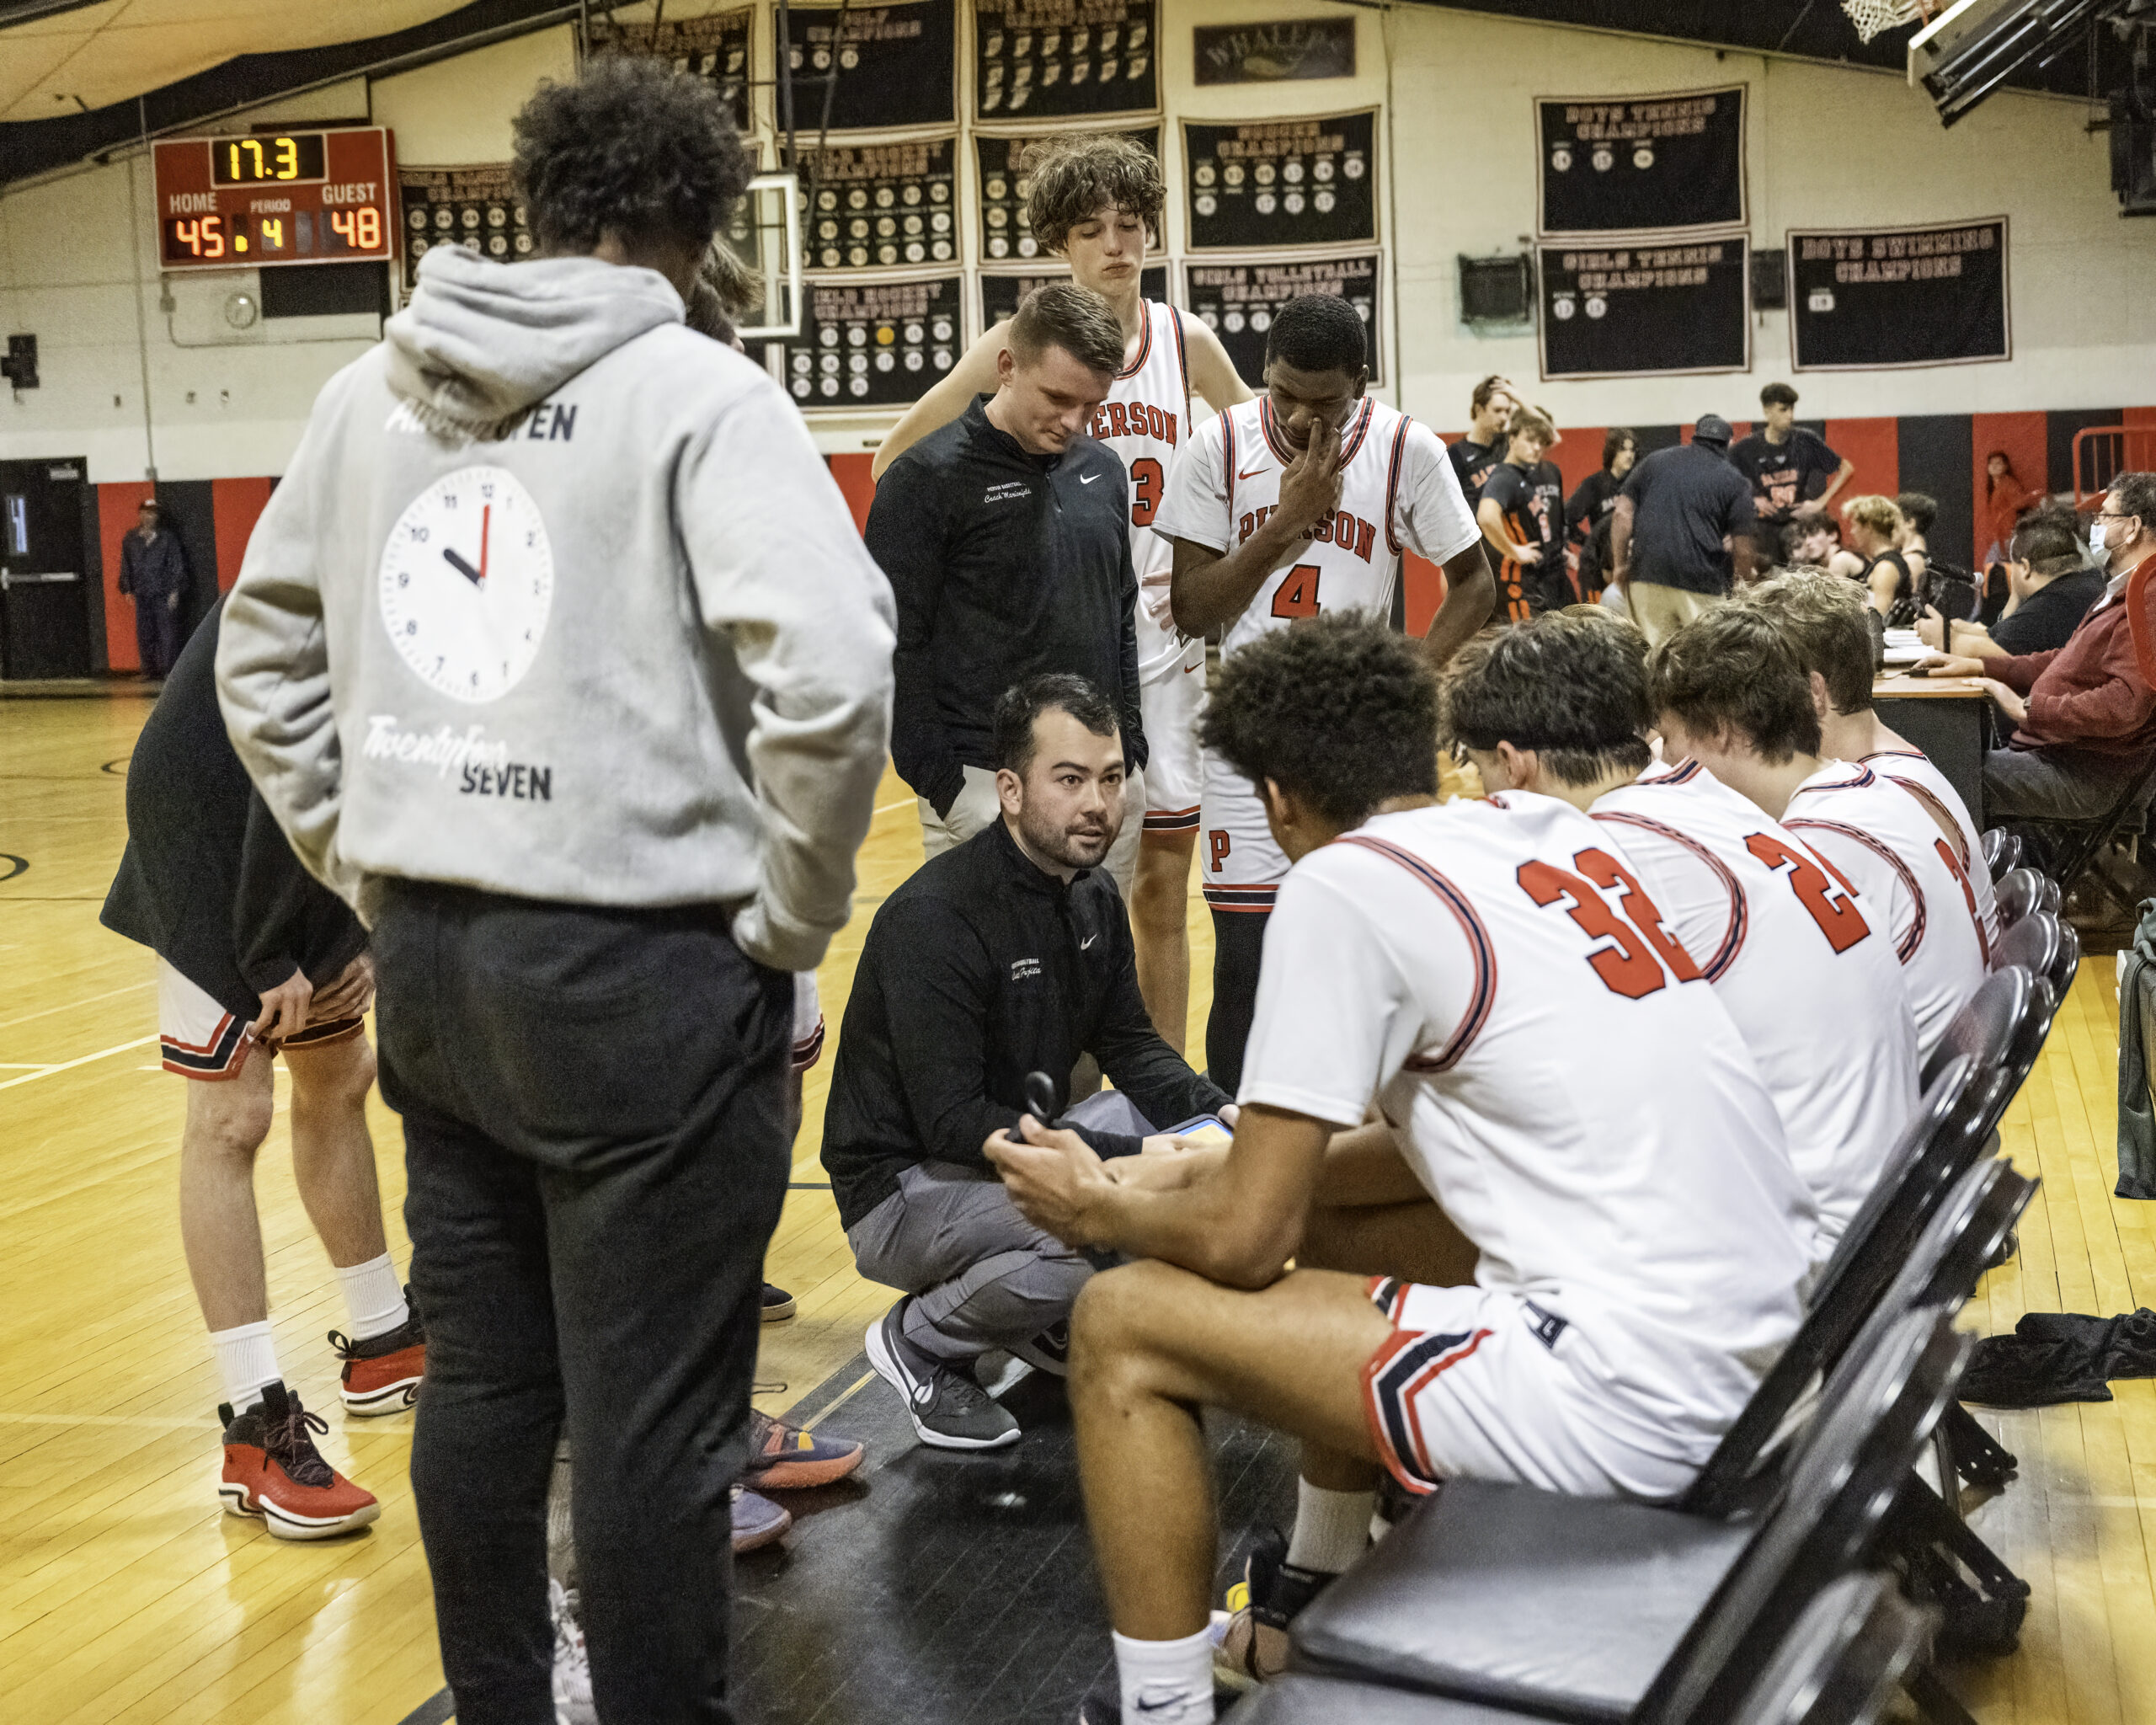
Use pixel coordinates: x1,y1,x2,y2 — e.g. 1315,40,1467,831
329,1307,425,1416
744,1408,865,1489
218,1381,380,1540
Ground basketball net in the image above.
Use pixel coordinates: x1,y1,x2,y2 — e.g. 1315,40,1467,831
1840,0,1934,44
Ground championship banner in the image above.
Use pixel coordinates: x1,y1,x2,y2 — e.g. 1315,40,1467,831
587,9,752,131
398,164,525,292
776,275,963,409
973,0,1158,120
1182,110,1376,253
1535,85,1745,237
1536,238,1748,379
1788,218,2009,371
978,264,1168,331
974,127,1160,263
776,0,956,132
787,136,958,271
1182,253,1381,387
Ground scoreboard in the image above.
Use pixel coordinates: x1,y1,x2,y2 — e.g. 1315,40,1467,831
152,128,396,270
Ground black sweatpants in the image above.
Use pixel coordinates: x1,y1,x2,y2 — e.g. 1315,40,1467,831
374,881,790,1725
1205,905,1270,1095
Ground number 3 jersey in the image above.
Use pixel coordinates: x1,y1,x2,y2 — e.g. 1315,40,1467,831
1241,793,1813,1462
1088,300,1198,684
1591,761,1921,1250
1153,394,1480,911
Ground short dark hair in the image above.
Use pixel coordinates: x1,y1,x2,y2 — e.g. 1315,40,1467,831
2111,472,2156,528
1022,132,1165,253
513,56,752,254
1265,293,1366,377
1743,571,1876,716
1649,605,1822,763
1759,382,1799,409
1602,427,1636,471
992,673,1119,776
1895,492,1938,536
1199,615,1436,827
1444,612,1654,788
2009,510,2084,574
1009,281,1125,376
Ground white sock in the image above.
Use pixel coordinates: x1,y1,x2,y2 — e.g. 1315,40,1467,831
1285,1479,1376,1575
1113,1627,1214,1724
211,1321,280,1413
334,1252,408,1342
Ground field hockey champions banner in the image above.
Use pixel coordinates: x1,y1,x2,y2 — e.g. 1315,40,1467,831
1536,85,1745,237
1787,219,2010,371
774,275,965,410
1537,237,1748,379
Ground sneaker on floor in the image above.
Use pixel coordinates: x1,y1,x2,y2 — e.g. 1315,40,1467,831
550,1578,596,1725
744,1407,865,1490
328,1305,426,1416
1209,1527,1336,1691
1076,1679,1235,1722
732,1484,792,1552
218,1381,379,1540
865,1300,1022,1451
761,1283,797,1323
1008,1320,1070,1378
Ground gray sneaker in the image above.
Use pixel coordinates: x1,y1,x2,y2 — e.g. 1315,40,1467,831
866,1300,1022,1450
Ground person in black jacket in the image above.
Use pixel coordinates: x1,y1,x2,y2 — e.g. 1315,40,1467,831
825,673,1230,1451
867,282,1150,899
116,498,189,676
1566,428,1636,603
101,599,424,1541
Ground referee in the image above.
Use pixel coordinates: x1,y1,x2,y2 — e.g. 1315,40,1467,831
867,281,1149,895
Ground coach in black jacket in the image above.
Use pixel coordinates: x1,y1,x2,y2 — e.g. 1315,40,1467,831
825,674,1228,1451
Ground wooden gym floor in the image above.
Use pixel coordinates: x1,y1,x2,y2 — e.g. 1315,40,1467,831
2,692,2153,1723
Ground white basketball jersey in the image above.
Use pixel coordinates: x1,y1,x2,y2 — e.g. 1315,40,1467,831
1592,762,1922,1248
1241,793,1813,1456
1086,300,1197,681
1153,394,1481,662
1781,761,1989,1061
1862,749,1999,948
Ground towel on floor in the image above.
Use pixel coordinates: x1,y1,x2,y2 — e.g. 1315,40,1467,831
1961,1307,2156,1407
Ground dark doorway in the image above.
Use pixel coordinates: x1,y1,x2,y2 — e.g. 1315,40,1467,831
0,457,93,680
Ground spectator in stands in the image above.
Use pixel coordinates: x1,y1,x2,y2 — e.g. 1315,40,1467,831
1844,495,1913,623
1445,373,1517,508
1476,404,1565,621
1726,382,1855,562
1984,451,2034,564
1895,492,1936,592
118,499,189,678
1566,427,1636,601
1919,507,2103,660
1609,414,1755,647
1922,473,2156,821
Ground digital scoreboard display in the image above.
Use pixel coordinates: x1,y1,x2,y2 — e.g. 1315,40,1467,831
152,127,396,270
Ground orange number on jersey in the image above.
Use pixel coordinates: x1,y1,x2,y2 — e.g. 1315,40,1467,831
1271,563,1321,620
1571,847,1705,983
1514,859,1668,1000
1934,836,1991,961
1130,457,1163,528
1744,832,1872,954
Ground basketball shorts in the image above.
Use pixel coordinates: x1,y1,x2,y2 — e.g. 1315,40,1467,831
1198,748,1287,916
1140,656,1207,835
157,958,363,1080
1360,1279,1704,1502
792,972,825,1074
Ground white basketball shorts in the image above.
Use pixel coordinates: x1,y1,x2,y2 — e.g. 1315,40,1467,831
1140,655,1207,835
1198,748,1287,916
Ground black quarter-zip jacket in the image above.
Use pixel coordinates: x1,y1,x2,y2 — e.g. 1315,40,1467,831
867,394,1145,816
821,817,1229,1231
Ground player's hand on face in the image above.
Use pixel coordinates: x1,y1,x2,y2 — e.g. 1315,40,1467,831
1279,410,1344,531
985,1114,1111,1247
252,968,314,1043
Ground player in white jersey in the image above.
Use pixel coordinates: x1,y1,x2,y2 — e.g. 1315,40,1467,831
984,619,1809,1725
1744,569,1999,946
1444,611,1921,1252
1651,604,1988,1062
1153,294,1494,1089
874,136,1251,1052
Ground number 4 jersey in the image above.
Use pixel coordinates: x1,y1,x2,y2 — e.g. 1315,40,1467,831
1153,393,1480,911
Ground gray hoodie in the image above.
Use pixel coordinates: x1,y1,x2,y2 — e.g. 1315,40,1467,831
216,246,895,973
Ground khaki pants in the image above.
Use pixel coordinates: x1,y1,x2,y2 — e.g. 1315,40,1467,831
1627,581,1724,649
917,761,1145,901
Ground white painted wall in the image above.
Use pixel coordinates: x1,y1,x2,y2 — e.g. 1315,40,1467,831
0,3,2147,482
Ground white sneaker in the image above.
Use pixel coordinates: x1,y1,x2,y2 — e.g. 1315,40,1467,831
551,1578,596,1725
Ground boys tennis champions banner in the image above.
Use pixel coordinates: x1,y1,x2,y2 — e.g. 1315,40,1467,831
1535,85,1745,236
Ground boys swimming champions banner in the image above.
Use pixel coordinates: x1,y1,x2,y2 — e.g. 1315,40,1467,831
1786,218,2010,371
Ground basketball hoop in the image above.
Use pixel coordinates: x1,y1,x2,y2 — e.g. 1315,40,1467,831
1840,0,1934,45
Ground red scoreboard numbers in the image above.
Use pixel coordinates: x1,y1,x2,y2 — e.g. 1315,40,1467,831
152,127,396,270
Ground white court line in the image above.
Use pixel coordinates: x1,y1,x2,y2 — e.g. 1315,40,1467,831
0,979,152,1034
0,1412,218,1431
873,795,915,814
0,1034,158,1091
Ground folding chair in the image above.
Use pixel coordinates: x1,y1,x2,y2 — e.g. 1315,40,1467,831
1980,828,2020,881
1919,969,2053,1146
1990,910,2079,1003
1991,868,2045,931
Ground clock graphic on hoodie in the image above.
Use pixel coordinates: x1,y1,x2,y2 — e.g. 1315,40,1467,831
379,466,554,703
